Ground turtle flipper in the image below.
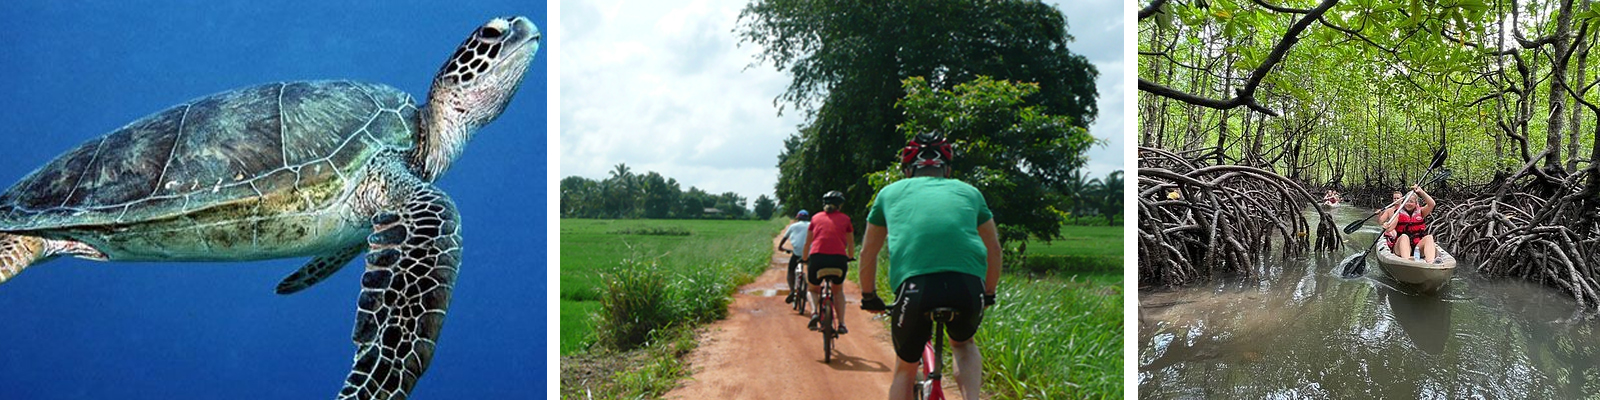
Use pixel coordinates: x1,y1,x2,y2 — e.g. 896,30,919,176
1,233,105,284
276,244,364,295
338,188,461,400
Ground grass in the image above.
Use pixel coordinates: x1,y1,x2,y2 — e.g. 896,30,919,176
559,326,698,400
980,275,1123,399
999,223,1124,398
559,218,780,399
1016,223,1123,275
559,218,780,354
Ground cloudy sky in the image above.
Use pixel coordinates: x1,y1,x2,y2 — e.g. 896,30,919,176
559,0,1126,202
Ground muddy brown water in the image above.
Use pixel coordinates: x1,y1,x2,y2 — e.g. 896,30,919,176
1139,204,1600,398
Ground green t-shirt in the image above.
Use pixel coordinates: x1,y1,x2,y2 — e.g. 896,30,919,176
866,177,994,290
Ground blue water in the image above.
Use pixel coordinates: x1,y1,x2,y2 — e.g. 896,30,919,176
0,2,546,399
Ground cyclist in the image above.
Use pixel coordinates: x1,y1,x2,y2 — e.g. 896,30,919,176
778,210,811,305
801,190,855,334
860,133,1001,400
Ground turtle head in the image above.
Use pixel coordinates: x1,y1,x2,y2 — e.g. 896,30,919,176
414,16,542,181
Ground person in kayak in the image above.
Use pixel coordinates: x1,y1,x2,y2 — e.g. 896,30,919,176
1383,185,1439,263
1377,190,1402,248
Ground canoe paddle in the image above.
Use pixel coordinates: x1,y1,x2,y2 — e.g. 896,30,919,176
1340,168,1452,234
1339,146,1447,276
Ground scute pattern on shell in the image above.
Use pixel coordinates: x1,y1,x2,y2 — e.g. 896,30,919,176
0,80,417,231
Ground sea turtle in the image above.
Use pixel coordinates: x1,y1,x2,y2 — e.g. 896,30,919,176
0,16,540,399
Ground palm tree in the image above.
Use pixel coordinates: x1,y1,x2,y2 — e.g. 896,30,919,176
1061,170,1094,222
1094,171,1124,225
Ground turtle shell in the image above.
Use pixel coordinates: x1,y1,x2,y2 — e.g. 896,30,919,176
0,80,417,231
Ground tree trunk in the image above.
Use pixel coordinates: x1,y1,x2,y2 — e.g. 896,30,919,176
1544,0,1577,172
1568,5,1591,172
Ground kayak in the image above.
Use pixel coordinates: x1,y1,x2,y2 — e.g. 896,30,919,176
1374,240,1456,294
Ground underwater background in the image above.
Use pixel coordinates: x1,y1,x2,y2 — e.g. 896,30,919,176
0,1,546,398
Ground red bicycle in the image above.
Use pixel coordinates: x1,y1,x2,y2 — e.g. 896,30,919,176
812,265,845,363
888,306,958,400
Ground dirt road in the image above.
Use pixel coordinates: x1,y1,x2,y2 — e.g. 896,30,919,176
664,238,901,399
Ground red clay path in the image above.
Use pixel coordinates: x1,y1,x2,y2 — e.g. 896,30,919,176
664,237,905,399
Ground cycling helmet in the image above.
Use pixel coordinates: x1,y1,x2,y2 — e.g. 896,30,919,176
822,191,845,205
900,132,954,172
795,210,809,219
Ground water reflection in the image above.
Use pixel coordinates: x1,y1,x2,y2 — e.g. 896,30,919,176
1139,205,1600,398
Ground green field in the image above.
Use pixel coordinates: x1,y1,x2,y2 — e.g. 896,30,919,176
1018,223,1124,275
559,218,781,355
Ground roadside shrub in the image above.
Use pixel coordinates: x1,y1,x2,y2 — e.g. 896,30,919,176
595,259,676,351
594,245,767,351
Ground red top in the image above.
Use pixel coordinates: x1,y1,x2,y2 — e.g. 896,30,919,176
807,211,853,256
1395,210,1427,236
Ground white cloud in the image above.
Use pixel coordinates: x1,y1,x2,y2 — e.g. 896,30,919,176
558,0,1127,200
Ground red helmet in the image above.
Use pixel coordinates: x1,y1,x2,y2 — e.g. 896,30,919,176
900,132,953,171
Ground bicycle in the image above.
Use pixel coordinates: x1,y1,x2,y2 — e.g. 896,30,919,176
784,249,807,315
812,264,846,363
886,304,959,400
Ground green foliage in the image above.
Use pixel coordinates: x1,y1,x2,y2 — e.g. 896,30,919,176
981,276,1123,399
876,76,1103,242
1139,0,1598,185
559,165,759,220
747,0,1099,231
594,259,676,351
753,194,776,220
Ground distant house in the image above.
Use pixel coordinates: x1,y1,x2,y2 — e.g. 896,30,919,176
702,208,724,218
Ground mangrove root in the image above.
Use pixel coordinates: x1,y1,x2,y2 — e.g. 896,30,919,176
1436,163,1600,316
1138,146,1342,288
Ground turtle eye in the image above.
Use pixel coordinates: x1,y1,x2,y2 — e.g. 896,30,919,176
479,26,503,39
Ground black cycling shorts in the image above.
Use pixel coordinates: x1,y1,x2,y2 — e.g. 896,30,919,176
806,253,850,286
889,271,986,363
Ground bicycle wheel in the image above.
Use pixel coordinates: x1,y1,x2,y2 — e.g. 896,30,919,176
820,285,834,363
914,367,928,400
823,329,833,363
793,274,808,314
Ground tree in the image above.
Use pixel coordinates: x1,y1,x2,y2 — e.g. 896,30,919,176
601,163,639,218
559,176,601,218
682,187,712,219
682,196,704,219
753,195,777,220
1137,0,1597,188
868,76,1101,243
745,0,1099,228
714,192,749,219
1091,170,1123,226
1059,170,1094,220
637,172,679,219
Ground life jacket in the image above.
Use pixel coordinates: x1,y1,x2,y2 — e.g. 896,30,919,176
1395,210,1428,237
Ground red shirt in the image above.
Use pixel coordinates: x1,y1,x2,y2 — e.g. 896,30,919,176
807,211,853,256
